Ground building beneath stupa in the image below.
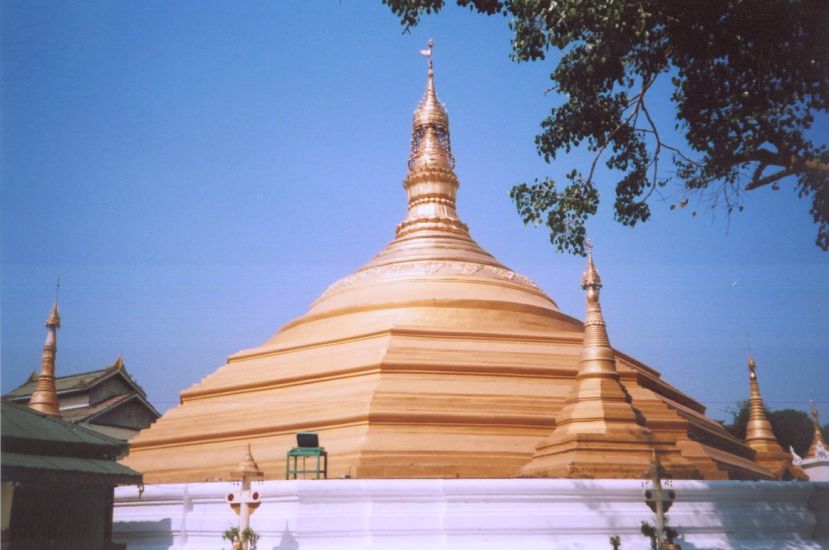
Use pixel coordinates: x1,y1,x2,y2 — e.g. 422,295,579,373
125,49,776,484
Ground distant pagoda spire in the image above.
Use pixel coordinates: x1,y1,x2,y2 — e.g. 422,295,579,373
806,400,826,460
28,291,62,416
745,356,780,446
522,243,699,478
396,39,468,238
744,356,807,479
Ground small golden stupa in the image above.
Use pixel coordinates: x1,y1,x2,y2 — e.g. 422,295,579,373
744,357,806,480
123,44,773,482
521,246,700,478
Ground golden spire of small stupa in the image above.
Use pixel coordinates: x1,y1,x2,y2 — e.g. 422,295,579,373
28,283,62,416
745,356,780,446
580,240,614,369
742,356,806,479
522,243,700,478
806,399,826,460
396,40,468,238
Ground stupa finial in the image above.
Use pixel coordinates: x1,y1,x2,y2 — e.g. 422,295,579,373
28,292,62,416
47,277,61,328
409,39,454,172
420,38,434,74
396,40,467,237
581,238,601,293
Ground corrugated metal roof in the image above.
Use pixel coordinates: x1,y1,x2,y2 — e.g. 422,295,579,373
61,393,133,421
2,451,141,478
5,357,149,399
78,423,139,441
1,401,123,447
1,402,142,485
61,392,160,424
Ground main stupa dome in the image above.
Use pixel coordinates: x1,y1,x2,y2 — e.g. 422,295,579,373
123,51,770,482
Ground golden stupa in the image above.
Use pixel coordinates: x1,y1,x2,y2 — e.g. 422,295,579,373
124,47,773,482
744,357,806,480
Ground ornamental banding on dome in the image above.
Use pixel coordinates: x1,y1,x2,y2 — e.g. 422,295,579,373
317,260,543,301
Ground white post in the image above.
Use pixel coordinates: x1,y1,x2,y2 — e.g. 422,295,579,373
239,475,251,550
653,482,665,550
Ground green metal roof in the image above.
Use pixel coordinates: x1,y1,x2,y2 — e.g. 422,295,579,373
2,401,124,449
5,356,148,399
1,402,141,485
2,451,141,482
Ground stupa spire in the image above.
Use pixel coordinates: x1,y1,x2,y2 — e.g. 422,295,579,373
806,400,826,460
580,240,614,372
522,244,700,478
396,40,468,237
408,39,454,172
745,356,780,446
28,285,62,416
744,356,807,479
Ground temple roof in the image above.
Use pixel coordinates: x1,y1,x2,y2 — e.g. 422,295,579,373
7,356,149,400
1,401,141,485
61,392,160,424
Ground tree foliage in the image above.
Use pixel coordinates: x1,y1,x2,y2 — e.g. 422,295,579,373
724,400,826,456
382,0,829,254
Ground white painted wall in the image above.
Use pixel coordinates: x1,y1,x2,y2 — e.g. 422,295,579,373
803,461,829,482
114,479,829,550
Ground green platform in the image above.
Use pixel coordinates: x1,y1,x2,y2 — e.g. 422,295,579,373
285,432,328,480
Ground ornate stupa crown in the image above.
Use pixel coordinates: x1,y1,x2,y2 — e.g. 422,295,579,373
408,39,454,171
396,40,468,238
581,240,602,294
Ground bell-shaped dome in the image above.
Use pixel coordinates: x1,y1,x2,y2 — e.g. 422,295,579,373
272,53,559,349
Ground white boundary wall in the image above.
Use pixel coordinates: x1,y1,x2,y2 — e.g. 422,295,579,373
114,479,829,549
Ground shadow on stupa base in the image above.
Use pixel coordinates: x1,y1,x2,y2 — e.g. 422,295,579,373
113,478,829,549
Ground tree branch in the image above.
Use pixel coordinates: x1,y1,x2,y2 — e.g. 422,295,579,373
585,73,656,185
745,167,795,191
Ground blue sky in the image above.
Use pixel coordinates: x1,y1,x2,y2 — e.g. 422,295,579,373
2,1,827,425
